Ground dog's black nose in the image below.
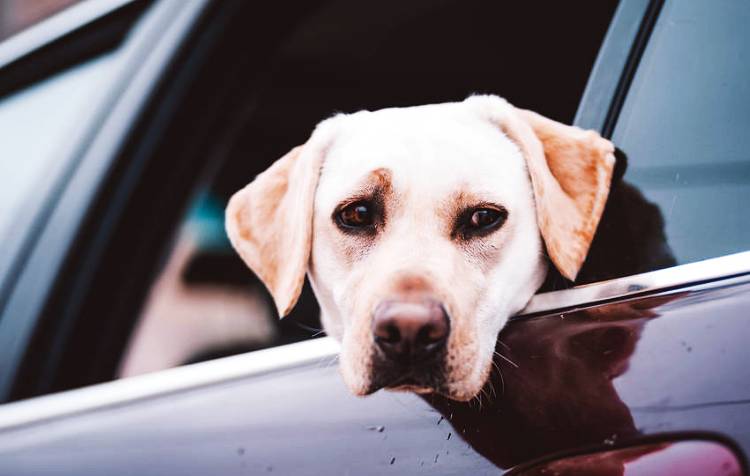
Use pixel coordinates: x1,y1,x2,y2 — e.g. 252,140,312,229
372,299,449,363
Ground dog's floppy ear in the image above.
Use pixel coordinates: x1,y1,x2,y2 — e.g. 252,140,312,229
226,136,329,317
470,95,615,281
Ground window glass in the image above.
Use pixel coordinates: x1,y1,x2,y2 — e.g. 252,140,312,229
611,0,750,267
0,51,123,255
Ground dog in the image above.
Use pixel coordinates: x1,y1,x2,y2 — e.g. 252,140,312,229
226,95,615,401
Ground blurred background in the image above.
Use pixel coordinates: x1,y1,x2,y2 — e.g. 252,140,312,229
0,0,82,41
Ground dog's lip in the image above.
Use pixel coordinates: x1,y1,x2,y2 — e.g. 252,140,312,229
388,384,434,394
369,351,448,395
370,369,443,395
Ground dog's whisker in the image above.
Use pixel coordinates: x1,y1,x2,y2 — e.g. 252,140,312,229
489,360,505,397
490,359,501,376
497,340,511,351
498,368,506,397
293,321,326,337
475,389,485,411
494,350,519,368
487,377,497,400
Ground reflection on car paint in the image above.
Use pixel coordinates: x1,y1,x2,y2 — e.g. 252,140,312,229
427,291,703,468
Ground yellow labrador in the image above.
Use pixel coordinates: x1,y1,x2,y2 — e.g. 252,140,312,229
226,95,615,401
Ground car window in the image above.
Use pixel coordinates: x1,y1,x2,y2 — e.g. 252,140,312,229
610,0,750,268
118,0,618,377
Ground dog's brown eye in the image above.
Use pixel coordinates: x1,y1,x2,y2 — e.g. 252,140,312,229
454,206,507,240
338,202,373,228
470,209,501,229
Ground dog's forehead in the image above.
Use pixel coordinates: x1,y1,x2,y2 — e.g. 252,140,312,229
317,103,528,207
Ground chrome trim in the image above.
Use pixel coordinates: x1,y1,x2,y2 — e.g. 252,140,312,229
0,337,341,432
0,253,748,431
0,0,137,70
522,250,750,315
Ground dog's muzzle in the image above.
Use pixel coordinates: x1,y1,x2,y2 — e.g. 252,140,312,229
369,298,450,391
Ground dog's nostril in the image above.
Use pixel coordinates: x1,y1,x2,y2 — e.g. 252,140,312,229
375,323,401,345
417,321,449,344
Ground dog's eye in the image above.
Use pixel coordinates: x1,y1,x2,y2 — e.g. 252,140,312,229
337,201,374,228
470,209,502,229
455,206,507,239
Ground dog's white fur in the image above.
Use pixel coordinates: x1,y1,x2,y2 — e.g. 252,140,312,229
227,95,615,401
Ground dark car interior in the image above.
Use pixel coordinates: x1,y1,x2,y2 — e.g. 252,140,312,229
9,0,621,400
185,0,620,356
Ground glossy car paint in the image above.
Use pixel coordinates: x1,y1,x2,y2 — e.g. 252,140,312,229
0,274,747,475
510,440,744,476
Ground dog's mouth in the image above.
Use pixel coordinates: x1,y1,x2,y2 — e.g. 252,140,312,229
370,377,442,396
389,384,435,394
366,359,447,396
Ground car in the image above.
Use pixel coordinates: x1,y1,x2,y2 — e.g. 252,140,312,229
0,0,748,474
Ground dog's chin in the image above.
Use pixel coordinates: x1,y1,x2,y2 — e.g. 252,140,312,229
438,382,485,402
440,357,496,402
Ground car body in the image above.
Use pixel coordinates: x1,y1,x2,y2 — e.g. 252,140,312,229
0,0,748,474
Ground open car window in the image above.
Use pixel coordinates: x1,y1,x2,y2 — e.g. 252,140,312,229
118,0,617,377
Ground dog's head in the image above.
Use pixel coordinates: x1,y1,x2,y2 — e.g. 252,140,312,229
226,95,614,401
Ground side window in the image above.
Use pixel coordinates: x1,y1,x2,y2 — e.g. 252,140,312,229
118,1,618,377
607,0,750,273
